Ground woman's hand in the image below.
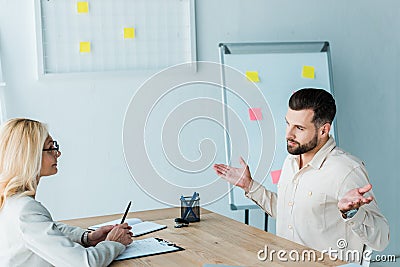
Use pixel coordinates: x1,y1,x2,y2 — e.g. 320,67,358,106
88,225,125,246
105,223,133,246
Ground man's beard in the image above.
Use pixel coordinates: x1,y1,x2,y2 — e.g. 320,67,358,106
287,132,318,155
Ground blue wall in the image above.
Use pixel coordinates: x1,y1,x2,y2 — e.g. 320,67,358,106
195,0,399,256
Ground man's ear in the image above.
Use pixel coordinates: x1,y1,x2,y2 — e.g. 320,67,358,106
320,123,331,136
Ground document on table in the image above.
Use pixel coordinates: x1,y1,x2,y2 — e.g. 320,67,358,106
115,237,184,260
88,218,167,237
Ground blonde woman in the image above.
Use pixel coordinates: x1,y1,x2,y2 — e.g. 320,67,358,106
0,118,133,267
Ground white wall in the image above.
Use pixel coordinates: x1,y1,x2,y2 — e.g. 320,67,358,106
0,0,398,258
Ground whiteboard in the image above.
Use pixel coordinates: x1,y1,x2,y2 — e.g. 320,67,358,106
34,0,196,75
219,42,336,210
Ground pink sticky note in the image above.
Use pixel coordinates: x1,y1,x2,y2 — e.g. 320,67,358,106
249,108,262,121
271,169,282,184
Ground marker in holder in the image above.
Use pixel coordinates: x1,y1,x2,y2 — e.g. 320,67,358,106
180,192,200,222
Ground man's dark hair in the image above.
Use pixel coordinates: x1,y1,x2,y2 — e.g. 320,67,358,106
289,88,336,127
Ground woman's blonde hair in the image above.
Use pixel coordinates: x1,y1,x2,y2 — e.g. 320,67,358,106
0,118,48,209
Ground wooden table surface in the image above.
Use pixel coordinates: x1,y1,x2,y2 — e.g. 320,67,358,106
62,208,345,267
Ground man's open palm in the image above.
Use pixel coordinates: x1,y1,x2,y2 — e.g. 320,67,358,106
338,184,374,212
213,157,253,193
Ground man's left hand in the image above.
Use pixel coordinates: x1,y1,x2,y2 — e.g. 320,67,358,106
338,184,374,213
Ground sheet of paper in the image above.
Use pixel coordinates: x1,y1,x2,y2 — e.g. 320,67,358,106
302,65,315,79
115,238,181,260
131,221,167,237
88,218,166,237
124,28,135,39
245,71,260,82
249,108,262,121
88,218,142,230
270,169,282,184
77,2,89,13
80,42,91,53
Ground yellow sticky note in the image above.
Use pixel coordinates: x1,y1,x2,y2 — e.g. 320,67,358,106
124,28,135,39
302,66,315,79
77,2,89,13
246,71,260,82
79,42,91,53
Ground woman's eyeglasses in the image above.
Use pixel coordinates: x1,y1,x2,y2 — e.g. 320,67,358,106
43,141,60,154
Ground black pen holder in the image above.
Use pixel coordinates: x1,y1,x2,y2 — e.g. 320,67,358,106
180,196,200,222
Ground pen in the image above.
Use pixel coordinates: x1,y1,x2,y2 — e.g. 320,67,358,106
182,192,198,220
120,201,132,224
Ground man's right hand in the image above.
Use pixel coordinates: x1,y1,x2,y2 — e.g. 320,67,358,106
213,157,253,193
105,223,133,246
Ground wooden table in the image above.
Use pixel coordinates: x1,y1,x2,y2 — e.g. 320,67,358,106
62,208,345,267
